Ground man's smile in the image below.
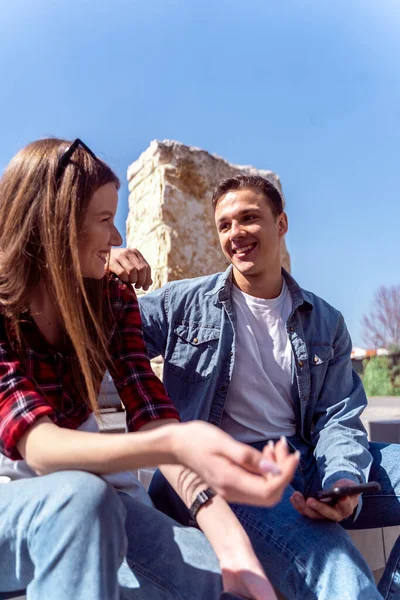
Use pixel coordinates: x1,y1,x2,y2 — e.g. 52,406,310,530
232,242,257,259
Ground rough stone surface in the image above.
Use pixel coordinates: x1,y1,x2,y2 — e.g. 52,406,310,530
127,140,290,290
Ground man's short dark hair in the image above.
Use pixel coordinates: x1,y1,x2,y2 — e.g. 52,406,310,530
212,174,283,218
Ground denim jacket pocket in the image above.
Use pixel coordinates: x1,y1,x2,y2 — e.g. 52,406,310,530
168,323,220,383
306,344,334,399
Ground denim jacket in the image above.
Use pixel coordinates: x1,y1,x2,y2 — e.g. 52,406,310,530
139,267,372,490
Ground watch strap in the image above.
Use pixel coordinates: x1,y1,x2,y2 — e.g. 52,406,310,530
189,487,216,521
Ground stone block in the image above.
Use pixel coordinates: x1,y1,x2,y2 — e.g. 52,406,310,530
126,140,290,290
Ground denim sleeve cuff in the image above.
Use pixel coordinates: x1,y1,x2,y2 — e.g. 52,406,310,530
323,472,361,487
353,495,363,521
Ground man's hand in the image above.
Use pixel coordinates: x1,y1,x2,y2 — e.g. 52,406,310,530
109,248,152,290
173,423,299,507
290,478,360,522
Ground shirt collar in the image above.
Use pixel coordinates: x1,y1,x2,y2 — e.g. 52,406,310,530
205,265,313,312
204,266,233,300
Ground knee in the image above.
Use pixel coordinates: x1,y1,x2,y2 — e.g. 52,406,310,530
27,471,128,573
36,470,126,528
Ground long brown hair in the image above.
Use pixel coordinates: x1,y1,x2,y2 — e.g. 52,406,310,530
0,138,120,414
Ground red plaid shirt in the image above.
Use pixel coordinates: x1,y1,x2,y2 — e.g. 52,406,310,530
0,275,179,460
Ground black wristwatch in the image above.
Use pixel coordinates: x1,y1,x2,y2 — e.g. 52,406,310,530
189,488,216,522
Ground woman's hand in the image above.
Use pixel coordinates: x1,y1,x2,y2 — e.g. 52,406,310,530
171,421,299,507
220,541,277,600
108,248,152,290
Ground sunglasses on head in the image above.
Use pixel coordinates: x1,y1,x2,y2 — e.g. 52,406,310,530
56,138,97,182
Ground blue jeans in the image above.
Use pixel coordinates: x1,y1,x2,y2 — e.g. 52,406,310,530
149,440,400,600
0,470,232,600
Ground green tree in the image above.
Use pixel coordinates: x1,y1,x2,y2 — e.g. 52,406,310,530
387,345,400,394
362,356,393,396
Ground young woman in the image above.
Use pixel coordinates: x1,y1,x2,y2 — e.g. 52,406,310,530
0,138,299,600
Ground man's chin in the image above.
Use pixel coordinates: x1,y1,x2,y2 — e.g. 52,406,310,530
232,262,259,276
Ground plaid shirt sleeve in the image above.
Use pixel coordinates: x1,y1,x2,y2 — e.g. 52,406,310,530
107,276,180,431
0,318,55,460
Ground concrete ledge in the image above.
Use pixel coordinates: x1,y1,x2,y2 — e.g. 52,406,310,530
368,420,400,444
97,408,126,433
348,526,400,573
348,528,385,572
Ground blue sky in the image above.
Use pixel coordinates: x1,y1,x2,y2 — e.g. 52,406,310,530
1,0,399,345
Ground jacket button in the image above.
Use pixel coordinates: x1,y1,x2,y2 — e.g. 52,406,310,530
220,385,226,392
298,360,304,367
314,356,319,363
289,327,295,332
193,338,199,344
303,395,308,401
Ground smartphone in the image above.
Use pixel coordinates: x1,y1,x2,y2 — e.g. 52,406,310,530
311,481,381,505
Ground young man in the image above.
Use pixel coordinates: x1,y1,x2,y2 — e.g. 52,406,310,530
110,175,400,600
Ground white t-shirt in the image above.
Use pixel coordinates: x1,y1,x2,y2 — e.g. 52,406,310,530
221,279,296,443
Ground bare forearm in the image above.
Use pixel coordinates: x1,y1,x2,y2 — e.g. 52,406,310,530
197,494,256,564
18,416,180,475
139,419,253,559
159,461,254,559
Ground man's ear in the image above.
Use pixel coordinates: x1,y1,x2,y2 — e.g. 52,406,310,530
278,212,288,237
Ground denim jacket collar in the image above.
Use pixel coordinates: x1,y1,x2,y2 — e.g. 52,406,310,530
205,265,313,313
